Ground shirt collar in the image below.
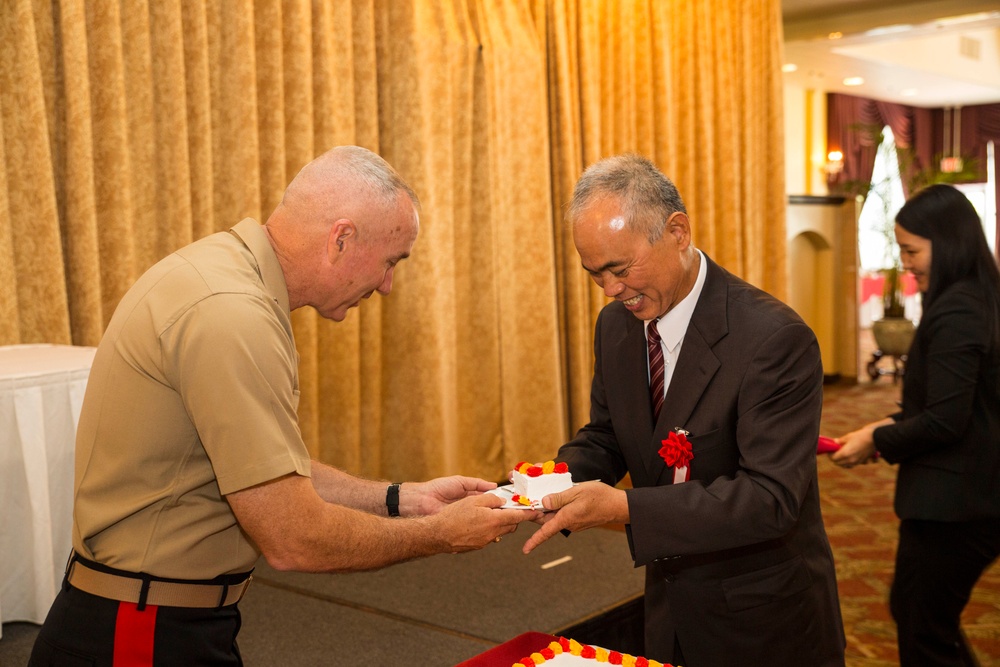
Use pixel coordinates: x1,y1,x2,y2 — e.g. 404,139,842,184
646,249,707,351
229,218,291,316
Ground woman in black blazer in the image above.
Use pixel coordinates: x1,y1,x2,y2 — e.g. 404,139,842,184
832,183,1000,666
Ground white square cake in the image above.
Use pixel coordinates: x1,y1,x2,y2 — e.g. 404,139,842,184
510,460,572,505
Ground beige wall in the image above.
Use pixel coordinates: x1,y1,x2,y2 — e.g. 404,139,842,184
784,84,859,381
783,85,829,197
786,198,859,380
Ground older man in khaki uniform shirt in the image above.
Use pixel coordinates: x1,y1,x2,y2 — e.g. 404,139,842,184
30,147,533,666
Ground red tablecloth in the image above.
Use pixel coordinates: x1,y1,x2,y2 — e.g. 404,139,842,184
456,632,557,667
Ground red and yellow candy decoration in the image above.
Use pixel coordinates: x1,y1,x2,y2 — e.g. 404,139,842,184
510,461,570,506
513,636,670,666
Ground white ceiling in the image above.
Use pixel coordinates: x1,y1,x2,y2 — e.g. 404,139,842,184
781,0,1000,107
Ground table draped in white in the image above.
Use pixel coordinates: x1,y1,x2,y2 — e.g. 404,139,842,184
0,344,96,637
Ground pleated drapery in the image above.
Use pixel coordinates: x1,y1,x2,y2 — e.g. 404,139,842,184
1,0,786,483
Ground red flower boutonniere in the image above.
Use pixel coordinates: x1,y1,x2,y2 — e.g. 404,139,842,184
658,428,692,483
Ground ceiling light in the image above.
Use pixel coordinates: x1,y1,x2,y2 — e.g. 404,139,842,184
864,24,914,37
843,77,865,86
935,12,998,27
828,31,843,40
782,64,798,73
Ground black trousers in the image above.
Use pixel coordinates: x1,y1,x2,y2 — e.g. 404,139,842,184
29,585,243,666
891,517,1000,667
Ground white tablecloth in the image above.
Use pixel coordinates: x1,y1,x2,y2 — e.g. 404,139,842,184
0,344,96,637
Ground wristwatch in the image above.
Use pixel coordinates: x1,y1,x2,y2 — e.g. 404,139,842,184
386,482,401,517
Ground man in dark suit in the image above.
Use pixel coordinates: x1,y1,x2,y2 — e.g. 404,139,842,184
523,154,846,666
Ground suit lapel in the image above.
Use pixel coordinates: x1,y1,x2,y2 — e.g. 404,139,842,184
607,310,658,483
648,257,729,483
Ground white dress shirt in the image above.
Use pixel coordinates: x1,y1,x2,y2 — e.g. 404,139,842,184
645,249,708,397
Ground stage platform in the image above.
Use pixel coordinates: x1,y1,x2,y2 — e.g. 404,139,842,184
0,525,645,665
240,524,645,665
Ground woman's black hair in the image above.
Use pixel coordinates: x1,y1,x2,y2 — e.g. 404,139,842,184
895,183,1000,340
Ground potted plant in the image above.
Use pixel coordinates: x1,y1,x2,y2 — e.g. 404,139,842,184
868,212,915,359
872,263,914,357
840,125,915,357
835,123,979,361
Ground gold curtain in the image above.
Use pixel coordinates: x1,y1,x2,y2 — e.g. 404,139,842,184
0,0,785,483
545,0,787,428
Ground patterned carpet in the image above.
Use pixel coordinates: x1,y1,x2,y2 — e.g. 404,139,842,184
819,380,1000,666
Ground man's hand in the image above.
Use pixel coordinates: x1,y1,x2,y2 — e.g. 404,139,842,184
521,481,628,554
403,475,498,516
431,493,540,553
228,474,538,571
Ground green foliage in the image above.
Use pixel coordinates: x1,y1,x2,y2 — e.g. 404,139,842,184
881,265,907,318
836,123,980,198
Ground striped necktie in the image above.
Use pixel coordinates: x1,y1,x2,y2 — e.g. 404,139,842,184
647,319,664,422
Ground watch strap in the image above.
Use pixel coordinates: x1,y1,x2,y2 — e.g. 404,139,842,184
386,482,401,517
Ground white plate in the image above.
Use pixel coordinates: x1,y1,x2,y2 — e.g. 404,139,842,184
486,484,570,511
486,484,546,510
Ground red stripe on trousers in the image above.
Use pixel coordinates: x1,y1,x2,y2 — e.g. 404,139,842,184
113,601,157,666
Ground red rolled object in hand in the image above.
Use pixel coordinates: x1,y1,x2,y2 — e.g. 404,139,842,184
817,435,880,459
817,436,839,454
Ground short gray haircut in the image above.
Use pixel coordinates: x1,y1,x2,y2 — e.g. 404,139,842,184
329,145,420,212
568,154,686,243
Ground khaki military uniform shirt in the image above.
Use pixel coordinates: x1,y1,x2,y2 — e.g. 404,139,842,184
72,219,310,579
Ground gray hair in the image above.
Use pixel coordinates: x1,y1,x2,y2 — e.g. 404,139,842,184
568,154,686,243
327,145,420,212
